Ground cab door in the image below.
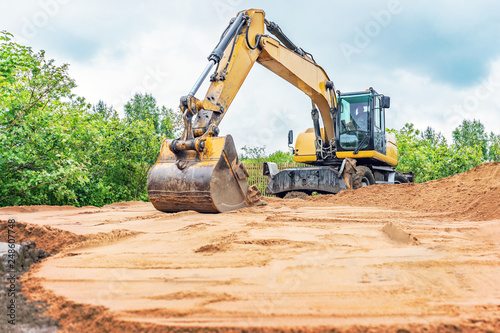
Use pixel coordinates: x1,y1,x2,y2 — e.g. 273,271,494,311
373,96,386,154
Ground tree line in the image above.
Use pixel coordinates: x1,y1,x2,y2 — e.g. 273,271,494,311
241,120,499,183
1,31,499,207
393,120,499,182
0,31,181,207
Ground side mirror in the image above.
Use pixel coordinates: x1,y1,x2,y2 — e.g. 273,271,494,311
288,130,293,146
381,96,390,109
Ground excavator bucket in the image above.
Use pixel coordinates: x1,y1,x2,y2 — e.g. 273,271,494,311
147,135,262,213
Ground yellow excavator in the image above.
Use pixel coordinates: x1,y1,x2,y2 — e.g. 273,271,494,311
147,8,412,213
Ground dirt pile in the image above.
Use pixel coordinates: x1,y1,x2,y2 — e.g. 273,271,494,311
0,221,143,333
0,222,86,254
308,162,500,220
283,191,308,200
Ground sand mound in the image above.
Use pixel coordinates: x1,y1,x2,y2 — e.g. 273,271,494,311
0,222,86,254
306,162,500,220
283,191,308,200
0,221,140,255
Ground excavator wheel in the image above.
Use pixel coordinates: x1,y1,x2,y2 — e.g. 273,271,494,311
394,172,409,184
353,166,375,189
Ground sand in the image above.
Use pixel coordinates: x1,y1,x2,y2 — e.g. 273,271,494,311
0,162,499,332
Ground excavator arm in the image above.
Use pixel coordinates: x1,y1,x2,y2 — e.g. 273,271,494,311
180,9,337,147
147,9,338,213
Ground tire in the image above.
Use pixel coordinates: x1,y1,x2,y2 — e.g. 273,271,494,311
353,166,375,189
394,173,409,184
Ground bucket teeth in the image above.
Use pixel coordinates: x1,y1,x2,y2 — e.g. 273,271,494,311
247,185,264,206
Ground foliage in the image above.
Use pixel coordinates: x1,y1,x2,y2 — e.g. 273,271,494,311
0,32,179,207
452,119,488,157
1,31,84,206
124,92,182,138
159,105,182,139
489,132,500,162
240,145,267,162
92,100,117,118
393,121,486,183
71,113,162,206
240,145,294,163
267,150,294,163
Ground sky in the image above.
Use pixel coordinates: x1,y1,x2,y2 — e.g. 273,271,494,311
2,0,500,154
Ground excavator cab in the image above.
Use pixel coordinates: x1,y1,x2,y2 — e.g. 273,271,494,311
266,88,404,197
337,88,390,156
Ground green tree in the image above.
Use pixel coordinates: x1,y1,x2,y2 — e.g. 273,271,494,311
0,31,167,207
393,122,484,183
124,92,181,138
92,99,116,119
124,93,160,132
452,119,488,157
489,132,500,162
267,150,294,163
0,31,87,206
159,105,182,139
240,145,267,162
72,113,161,205
240,145,294,163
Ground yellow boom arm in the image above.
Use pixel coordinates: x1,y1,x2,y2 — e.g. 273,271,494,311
180,8,337,147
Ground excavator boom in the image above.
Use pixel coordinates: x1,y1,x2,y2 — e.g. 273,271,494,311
147,9,337,213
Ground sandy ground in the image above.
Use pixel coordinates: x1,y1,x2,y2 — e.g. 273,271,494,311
1,162,500,332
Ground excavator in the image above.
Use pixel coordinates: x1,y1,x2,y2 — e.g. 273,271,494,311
147,8,412,213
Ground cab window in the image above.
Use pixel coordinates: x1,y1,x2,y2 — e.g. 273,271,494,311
338,94,371,150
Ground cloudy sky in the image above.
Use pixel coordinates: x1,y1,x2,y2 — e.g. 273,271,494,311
2,0,500,153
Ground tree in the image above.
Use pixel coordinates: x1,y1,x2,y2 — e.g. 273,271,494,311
0,31,169,207
393,122,485,183
239,145,294,163
159,105,182,139
421,126,446,145
92,100,116,119
72,113,162,205
240,145,267,162
267,150,294,163
124,93,160,132
452,119,488,157
124,93,182,138
489,132,500,162
0,30,86,206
